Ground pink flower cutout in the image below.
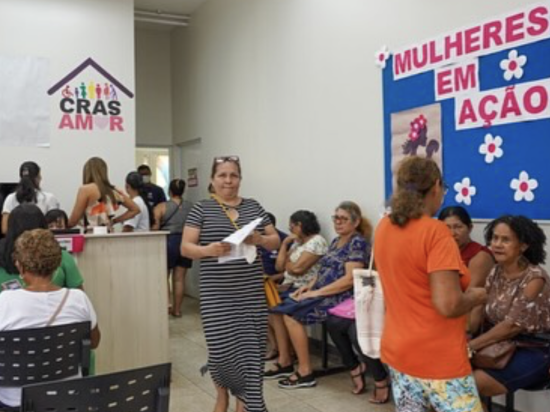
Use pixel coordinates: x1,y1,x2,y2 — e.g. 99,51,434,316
479,133,503,164
510,171,538,202
409,114,427,141
375,46,390,69
454,177,476,206
499,49,527,81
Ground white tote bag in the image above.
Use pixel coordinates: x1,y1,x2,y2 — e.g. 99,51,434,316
354,248,385,359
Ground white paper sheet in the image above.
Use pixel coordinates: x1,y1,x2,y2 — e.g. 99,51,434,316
218,217,263,264
0,54,50,147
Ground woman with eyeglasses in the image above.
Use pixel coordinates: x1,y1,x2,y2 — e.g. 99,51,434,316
181,156,280,412
267,201,371,390
438,206,494,288
374,156,487,412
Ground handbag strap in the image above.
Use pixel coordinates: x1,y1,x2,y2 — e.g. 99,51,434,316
160,200,182,230
46,288,70,326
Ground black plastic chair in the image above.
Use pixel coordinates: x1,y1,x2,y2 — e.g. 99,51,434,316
21,363,172,412
0,321,91,387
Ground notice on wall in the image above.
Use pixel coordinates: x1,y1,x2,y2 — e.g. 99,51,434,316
381,2,550,219
188,168,198,188
0,55,50,147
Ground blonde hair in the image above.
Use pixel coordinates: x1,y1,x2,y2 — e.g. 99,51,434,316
336,201,373,240
83,157,116,205
390,156,442,227
14,229,62,277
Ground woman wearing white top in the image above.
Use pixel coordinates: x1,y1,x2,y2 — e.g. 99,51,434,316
1,161,59,235
122,172,152,232
0,228,100,408
265,210,328,378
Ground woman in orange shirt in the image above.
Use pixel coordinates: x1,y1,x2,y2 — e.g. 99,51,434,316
374,157,487,412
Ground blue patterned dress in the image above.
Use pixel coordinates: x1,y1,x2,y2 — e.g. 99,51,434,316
294,233,370,325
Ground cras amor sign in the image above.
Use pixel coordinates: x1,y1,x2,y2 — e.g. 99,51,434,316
48,58,134,132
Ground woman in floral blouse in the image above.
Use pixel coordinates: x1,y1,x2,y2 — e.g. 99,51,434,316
266,201,371,390
470,215,550,404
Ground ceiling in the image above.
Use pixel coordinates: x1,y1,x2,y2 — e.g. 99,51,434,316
134,0,206,15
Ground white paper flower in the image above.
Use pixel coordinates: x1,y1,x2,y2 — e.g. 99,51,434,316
375,46,390,69
453,177,477,206
499,49,527,81
510,171,538,202
479,133,503,164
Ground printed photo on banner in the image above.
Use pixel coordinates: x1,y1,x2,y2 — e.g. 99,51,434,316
390,104,442,190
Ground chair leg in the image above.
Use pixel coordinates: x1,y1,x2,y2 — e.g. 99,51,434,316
321,322,328,370
505,391,514,412
483,395,493,412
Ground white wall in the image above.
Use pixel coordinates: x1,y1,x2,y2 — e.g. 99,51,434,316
135,28,173,147
172,1,550,411
0,0,135,211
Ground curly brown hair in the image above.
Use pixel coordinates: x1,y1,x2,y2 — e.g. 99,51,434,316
13,229,62,277
390,156,442,227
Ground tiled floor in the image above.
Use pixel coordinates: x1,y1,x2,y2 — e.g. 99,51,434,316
169,297,394,412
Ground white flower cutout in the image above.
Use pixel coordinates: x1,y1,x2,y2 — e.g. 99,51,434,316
510,171,538,202
453,177,477,206
479,133,504,164
499,49,527,81
375,46,390,69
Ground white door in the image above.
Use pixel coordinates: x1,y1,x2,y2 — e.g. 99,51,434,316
177,139,202,299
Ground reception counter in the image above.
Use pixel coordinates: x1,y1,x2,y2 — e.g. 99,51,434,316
76,231,169,374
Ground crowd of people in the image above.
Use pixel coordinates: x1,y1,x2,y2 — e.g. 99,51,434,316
1,155,550,412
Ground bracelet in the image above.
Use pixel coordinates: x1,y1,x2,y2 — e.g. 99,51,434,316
467,344,476,359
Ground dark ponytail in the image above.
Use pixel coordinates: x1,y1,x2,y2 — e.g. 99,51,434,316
15,161,40,204
390,156,442,227
169,179,186,197
126,172,154,227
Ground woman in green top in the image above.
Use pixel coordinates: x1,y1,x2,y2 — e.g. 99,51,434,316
0,204,83,291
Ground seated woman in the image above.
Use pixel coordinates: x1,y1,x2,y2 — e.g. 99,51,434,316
45,209,69,230
267,201,371,389
0,204,84,291
67,157,139,231
439,206,494,287
326,299,389,402
265,210,327,366
469,215,550,405
2,161,59,235
0,228,100,408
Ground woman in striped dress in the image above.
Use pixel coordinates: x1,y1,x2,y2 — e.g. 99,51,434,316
181,156,280,412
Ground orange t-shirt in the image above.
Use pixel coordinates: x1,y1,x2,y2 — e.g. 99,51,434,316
374,215,471,379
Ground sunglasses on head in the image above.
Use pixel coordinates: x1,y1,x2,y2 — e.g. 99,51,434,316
214,156,240,164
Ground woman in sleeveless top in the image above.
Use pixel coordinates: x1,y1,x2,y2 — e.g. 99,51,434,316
153,179,193,317
68,157,139,232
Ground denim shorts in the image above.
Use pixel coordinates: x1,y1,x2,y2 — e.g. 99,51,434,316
483,347,550,392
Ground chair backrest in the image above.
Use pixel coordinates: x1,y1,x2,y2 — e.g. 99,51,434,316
21,363,172,412
0,322,91,387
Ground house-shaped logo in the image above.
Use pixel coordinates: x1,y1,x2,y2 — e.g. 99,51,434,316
48,58,134,132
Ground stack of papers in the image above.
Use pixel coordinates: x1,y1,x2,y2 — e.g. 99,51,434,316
218,217,263,264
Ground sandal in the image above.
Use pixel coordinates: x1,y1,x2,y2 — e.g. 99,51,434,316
264,362,294,380
368,381,391,404
350,369,366,395
278,371,317,389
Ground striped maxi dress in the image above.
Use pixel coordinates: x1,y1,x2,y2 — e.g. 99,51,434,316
185,198,269,412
